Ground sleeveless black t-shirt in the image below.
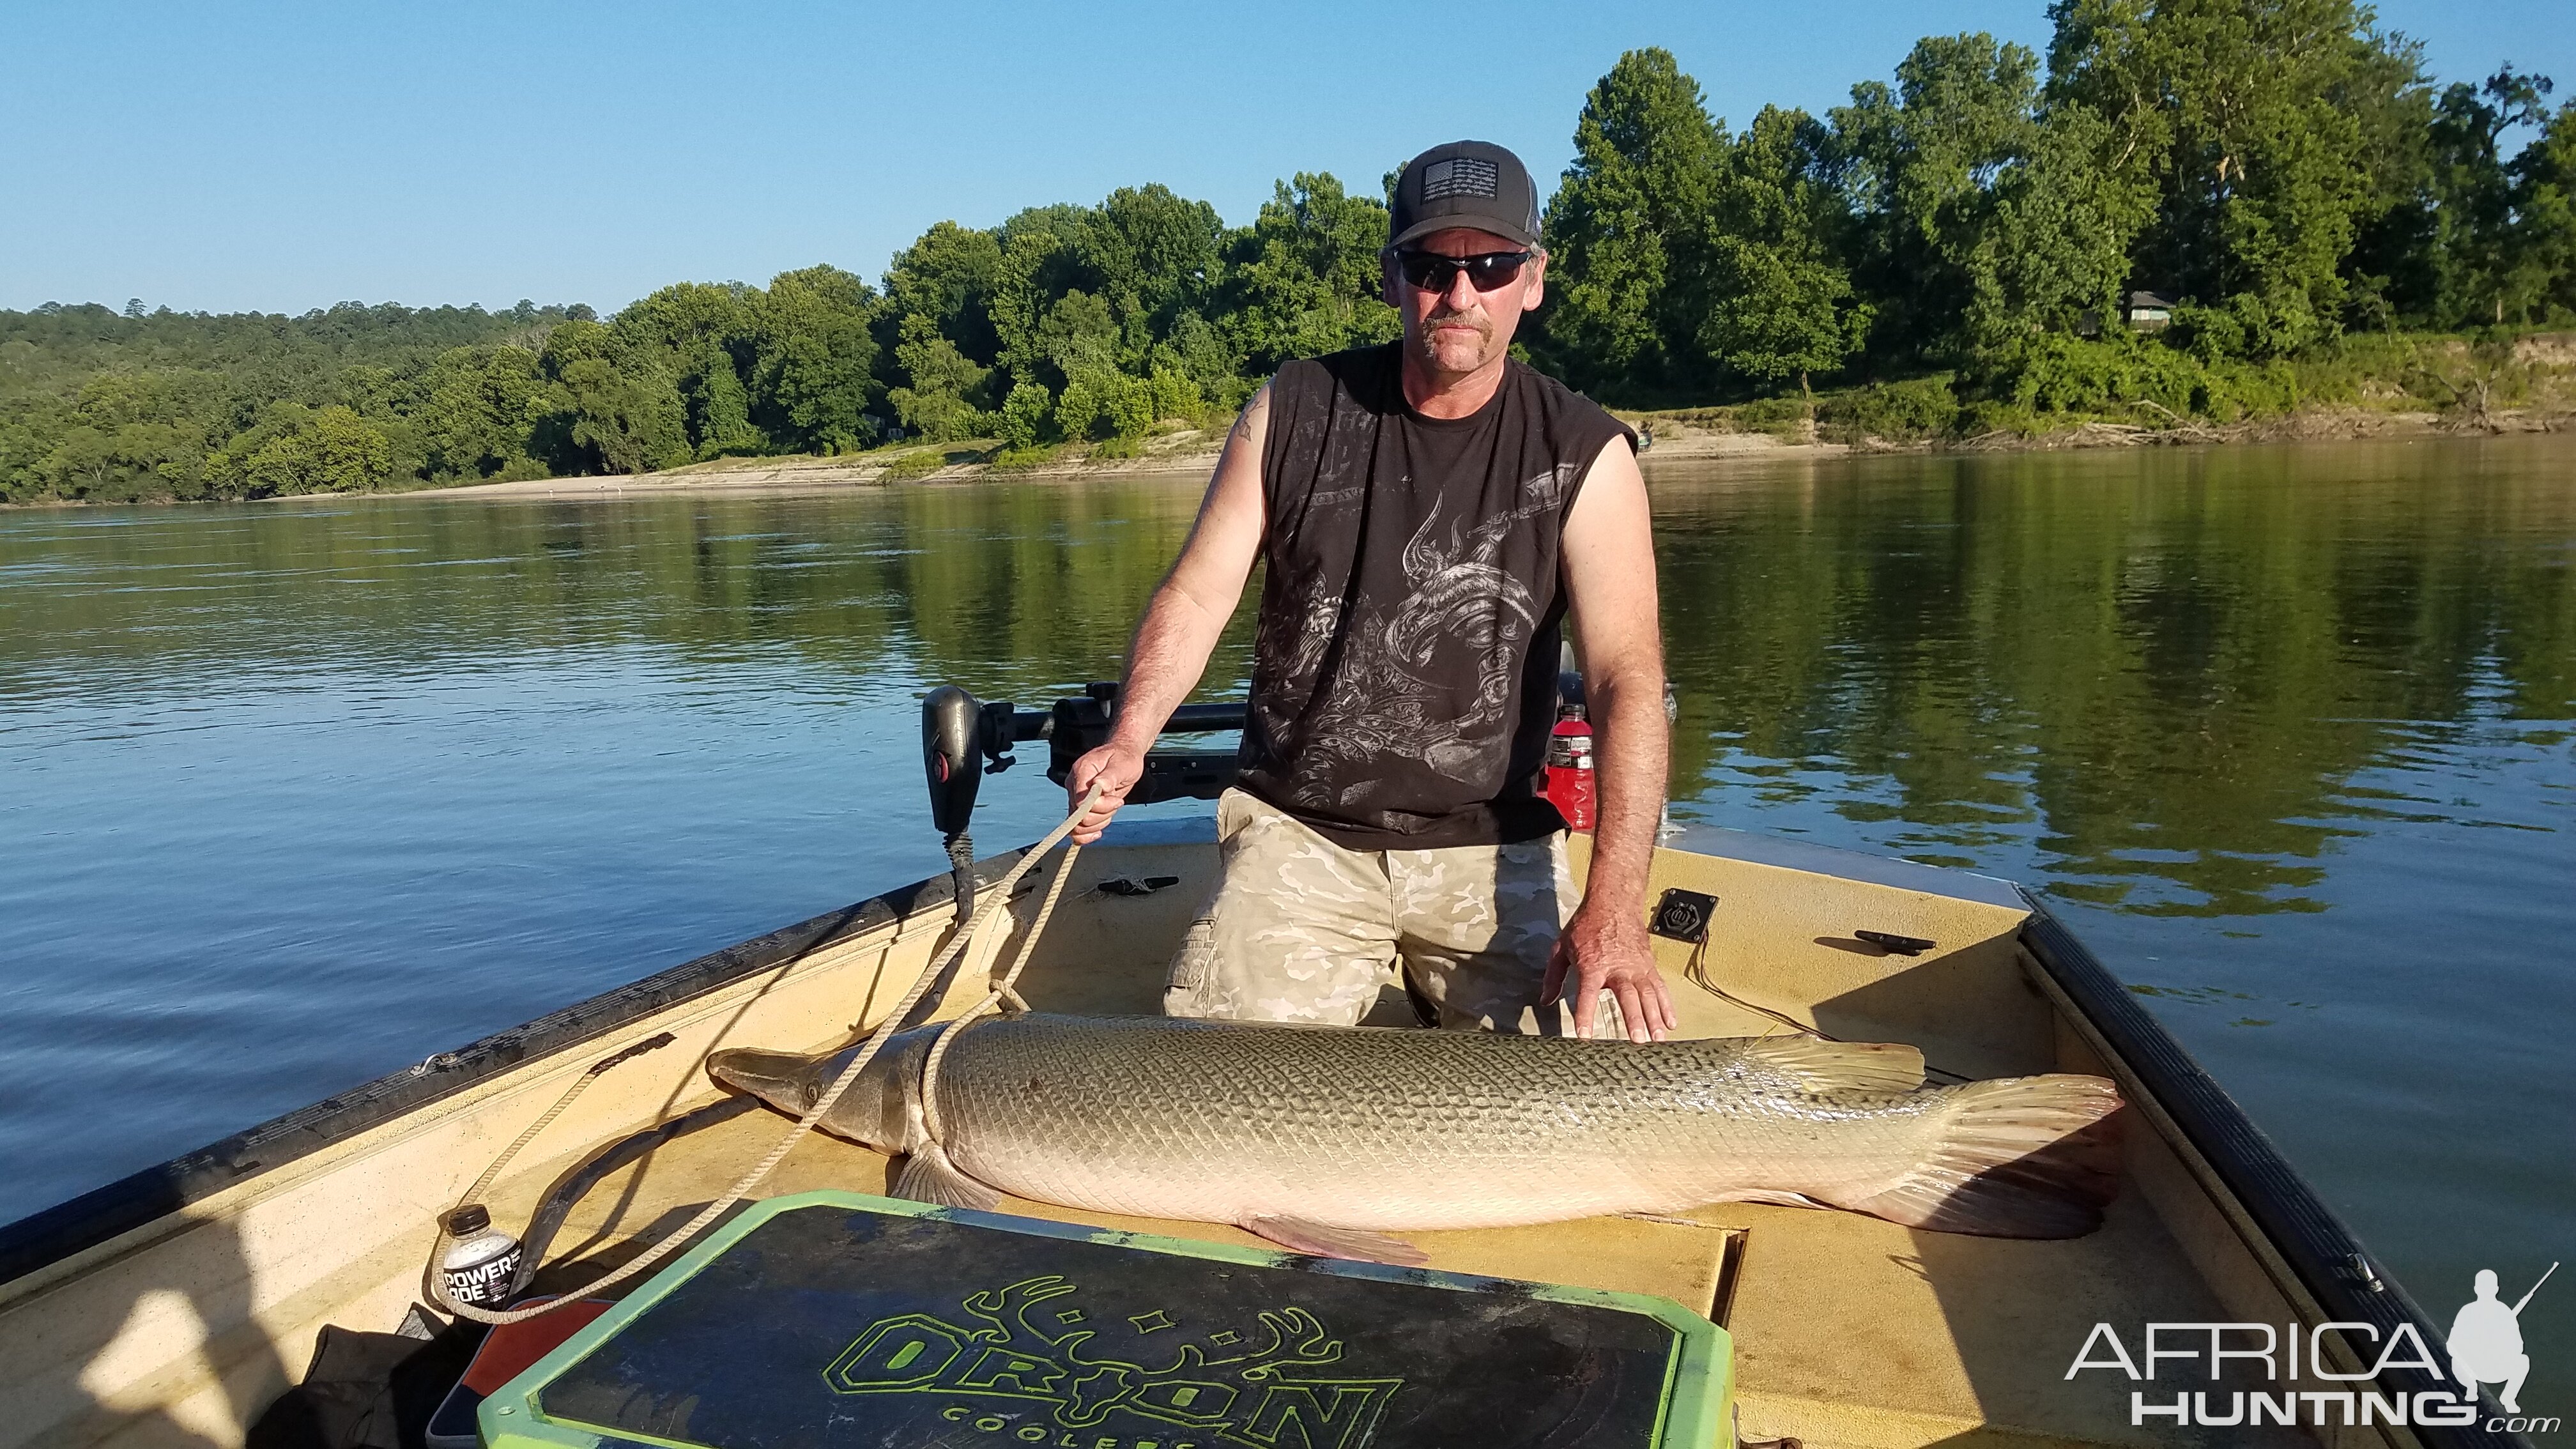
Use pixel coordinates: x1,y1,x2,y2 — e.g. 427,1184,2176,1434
1240,343,1635,850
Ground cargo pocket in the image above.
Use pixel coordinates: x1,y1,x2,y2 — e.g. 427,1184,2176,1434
1163,913,1219,1015
1214,786,1254,843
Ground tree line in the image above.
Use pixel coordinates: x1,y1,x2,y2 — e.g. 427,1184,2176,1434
5,0,2571,503
1540,2,2575,422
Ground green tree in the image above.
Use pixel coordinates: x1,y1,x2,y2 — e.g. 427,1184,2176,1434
2423,68,2559,325
988,208,1091,390
1963,102,2156,351
1038,289,1121,383
1825,33,2156,372
1218,173,1398,376
997,381,1052,450
1705,106,1871,396
888,312,993,441
2046,0,2420,354
1055,374,1105,441
687,346,763,458
2512,100,2576,320
34,424,116,499
1157,309,1239,402
1541,48,1727,395
556,356,689,475
882,220,1006,365
0,298,590,500
751,265,881,453
1828,35,2048,364
615,281,764,456
421,346,546,480
259,406,392,494
1056,369,1153,443
34,370,231,497
1084,184,1226,369
208,404,394,496
1147,364,1202,421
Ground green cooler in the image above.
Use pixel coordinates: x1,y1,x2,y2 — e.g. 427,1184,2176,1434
479,1190,1731,1449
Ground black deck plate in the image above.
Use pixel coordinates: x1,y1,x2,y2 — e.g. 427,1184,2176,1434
531,1201,1688,1449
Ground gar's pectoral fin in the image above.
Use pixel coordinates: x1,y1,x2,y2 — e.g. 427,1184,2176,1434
1243,1215,1428,1267
893,1141,1005,1213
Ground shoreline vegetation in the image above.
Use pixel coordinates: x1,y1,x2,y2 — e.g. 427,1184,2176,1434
409,344,2572,503
12,328,2571,507
9,0,2576,509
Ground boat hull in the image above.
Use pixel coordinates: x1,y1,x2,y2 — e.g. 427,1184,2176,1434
0,819,2514,1449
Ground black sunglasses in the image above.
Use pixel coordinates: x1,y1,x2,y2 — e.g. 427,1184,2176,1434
1392,248,1533,293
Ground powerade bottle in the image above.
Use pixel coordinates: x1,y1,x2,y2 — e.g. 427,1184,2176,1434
440,1204,524,1310
1545,703,1595,832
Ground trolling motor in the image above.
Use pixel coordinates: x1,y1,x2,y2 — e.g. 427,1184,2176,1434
921,683,1245,921
921,670,1602,857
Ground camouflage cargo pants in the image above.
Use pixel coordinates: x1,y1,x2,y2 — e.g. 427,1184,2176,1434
1165,788,1618,1035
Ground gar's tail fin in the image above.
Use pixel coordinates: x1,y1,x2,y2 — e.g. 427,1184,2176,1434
1842,1074,2124,1239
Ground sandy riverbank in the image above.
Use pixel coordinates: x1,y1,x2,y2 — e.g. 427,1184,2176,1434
420,431,1229,500
396,400,2565,502
417,425,1864,500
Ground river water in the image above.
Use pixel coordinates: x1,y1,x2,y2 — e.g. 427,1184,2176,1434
3,438,2570,1402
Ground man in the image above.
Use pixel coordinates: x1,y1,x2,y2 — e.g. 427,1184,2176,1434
1066,140,1675,1043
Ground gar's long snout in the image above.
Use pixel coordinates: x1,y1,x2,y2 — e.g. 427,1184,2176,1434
706,1047,821,1114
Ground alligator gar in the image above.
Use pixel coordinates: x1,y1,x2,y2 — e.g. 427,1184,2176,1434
707,1013,2120,1264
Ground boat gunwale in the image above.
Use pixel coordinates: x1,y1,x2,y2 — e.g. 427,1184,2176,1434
0,843,1035,1289
2018,894,2531,1449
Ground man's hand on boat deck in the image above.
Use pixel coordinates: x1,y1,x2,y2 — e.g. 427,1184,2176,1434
1543,905,1677,1042
1067,744,1144,845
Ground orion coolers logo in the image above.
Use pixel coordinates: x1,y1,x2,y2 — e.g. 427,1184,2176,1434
823,1275,1401,1449
2066,1262,2557,1434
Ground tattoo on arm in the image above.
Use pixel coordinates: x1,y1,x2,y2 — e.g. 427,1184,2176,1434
1227,387,1268,450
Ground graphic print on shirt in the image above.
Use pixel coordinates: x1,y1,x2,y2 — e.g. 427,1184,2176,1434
1256,461,1583,814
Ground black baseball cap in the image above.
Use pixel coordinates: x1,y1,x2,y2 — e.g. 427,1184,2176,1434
1388,140,1542,251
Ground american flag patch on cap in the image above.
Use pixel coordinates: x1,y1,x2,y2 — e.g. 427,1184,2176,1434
1422,157,1499,201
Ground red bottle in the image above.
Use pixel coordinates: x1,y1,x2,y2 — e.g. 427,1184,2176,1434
1544,703,1595,832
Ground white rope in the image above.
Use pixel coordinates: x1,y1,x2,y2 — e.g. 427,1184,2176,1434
919,822,1085,1142
426,785,1102,1325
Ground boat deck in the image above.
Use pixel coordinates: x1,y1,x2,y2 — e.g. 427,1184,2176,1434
469,826,2302,1449
4,821,2329,1449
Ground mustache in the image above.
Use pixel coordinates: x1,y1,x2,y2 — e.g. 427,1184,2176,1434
1422,303,1492,338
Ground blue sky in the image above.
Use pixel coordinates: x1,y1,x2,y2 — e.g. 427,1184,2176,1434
4,1,2567,316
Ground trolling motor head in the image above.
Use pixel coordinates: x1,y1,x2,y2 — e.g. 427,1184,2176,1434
921,687,1020,839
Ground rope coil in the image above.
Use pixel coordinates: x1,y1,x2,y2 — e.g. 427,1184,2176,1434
426,784,1101,1326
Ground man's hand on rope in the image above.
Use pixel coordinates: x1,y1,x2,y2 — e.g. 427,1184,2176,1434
1543,904,1678,1043
1066,744,1144,844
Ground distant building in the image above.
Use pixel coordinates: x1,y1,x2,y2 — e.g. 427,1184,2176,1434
2125,291,2174,330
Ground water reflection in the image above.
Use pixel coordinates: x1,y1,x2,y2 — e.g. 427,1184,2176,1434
1648,440,2573,916
0,480,1254,709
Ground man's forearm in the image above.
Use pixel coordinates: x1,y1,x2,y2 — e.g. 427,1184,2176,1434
1106,582,1233,753
1578,668,1669,917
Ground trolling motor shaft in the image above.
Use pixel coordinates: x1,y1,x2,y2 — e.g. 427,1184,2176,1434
919,684,1243,845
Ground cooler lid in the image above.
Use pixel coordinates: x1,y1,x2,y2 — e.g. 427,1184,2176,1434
478,1190,1729,1449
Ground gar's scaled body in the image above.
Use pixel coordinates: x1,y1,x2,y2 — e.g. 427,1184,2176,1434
708,1013,2119,1263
